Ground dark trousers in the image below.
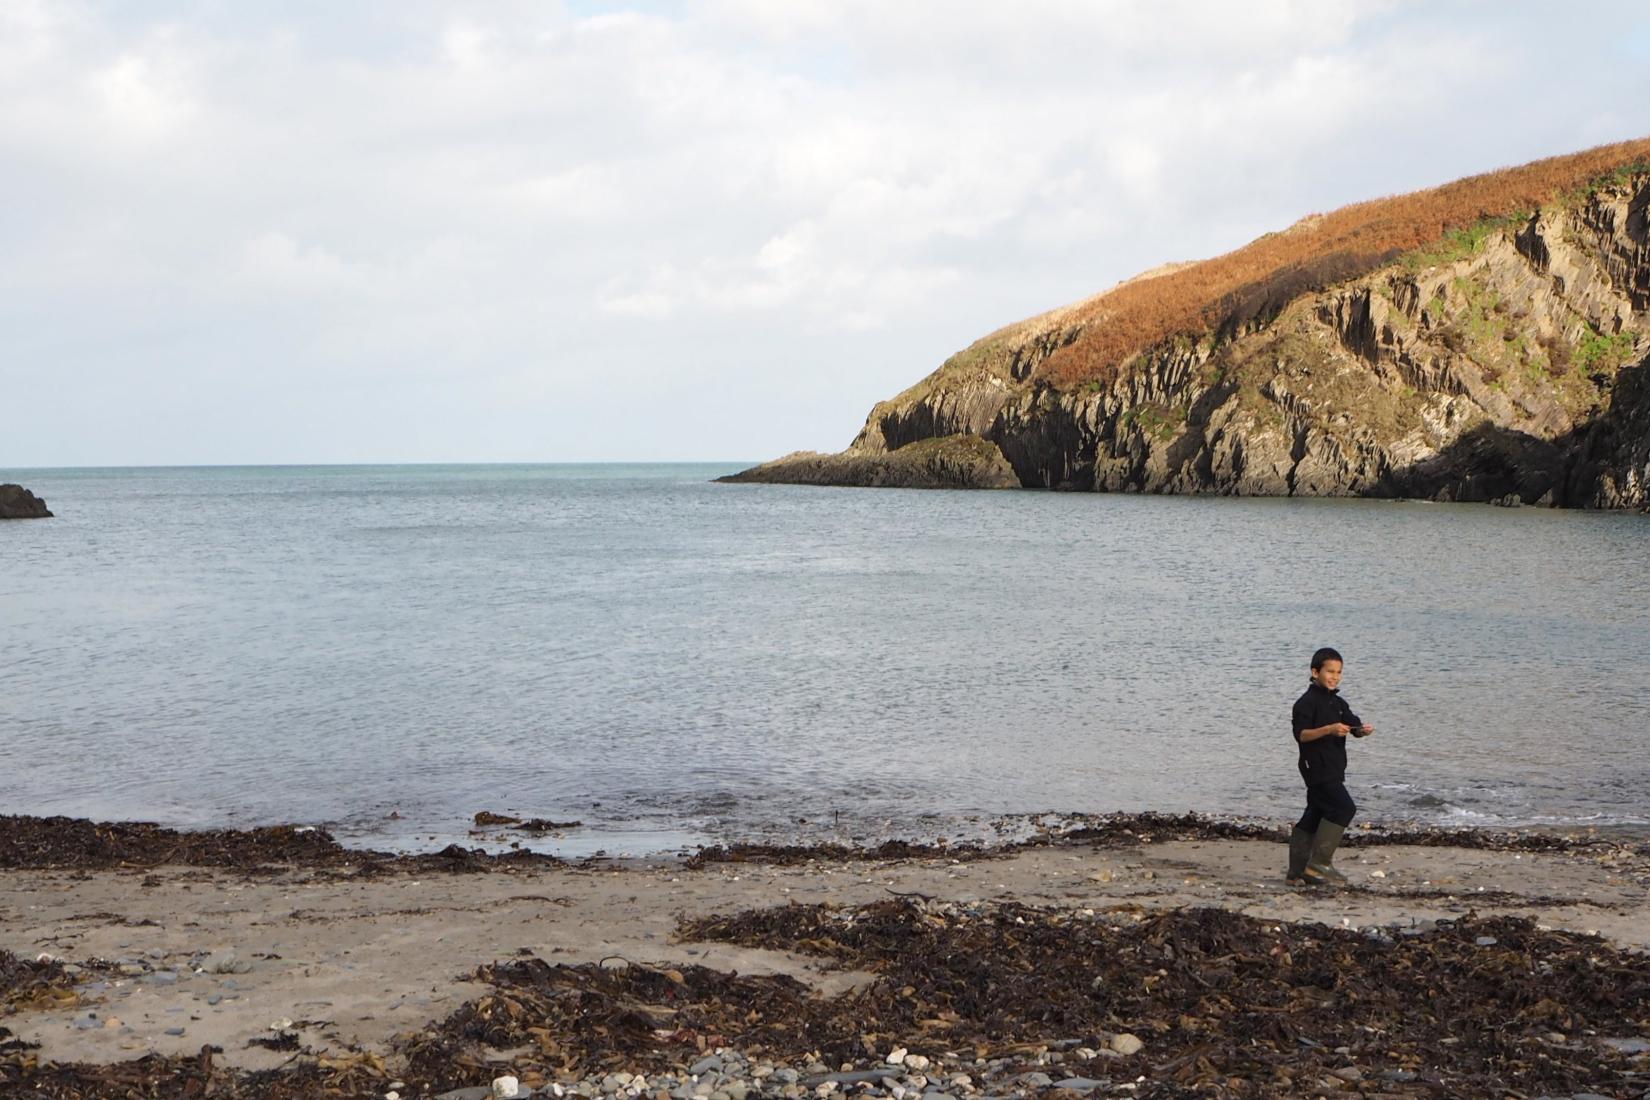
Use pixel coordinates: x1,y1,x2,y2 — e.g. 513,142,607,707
1296,782,1356,832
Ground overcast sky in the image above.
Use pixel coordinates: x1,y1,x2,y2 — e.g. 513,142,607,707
3,1,1648,466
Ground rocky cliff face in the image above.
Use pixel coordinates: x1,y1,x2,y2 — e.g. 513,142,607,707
0,484,52,519
732,173,1650,508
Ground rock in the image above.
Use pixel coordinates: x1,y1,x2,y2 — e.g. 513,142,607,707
803,1070,893,1086
208,953,254,974
0,484,52,519
1052,1079,1106,1092
886,1048,908,1066
1599,1037,1650,1054
729,160,1650,509
718,436,1020,491
689,1056,724,1076
164,1027,185,1036
903,1054,930,1072
1475,936,1498,946
491,1077,523,1100
1109,1034,1144,1056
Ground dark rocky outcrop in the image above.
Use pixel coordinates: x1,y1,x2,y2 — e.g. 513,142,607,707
730,167,1650,508
0,485,51,519
718,434,1019,489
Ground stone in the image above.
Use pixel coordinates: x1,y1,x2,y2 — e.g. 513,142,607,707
1599,1037,1650,1054
1109,1034,1144,1056
1052,1079,1106,1092
1019,1073,1052,1088
491,1076,523,1099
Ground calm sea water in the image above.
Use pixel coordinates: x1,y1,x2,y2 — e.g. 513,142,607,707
3,464,1648,856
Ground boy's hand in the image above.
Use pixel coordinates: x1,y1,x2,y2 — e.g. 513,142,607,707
1331,723,1352,737
1352,724,1375,737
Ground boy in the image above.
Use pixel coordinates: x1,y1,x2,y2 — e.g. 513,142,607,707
1287,647,1374,887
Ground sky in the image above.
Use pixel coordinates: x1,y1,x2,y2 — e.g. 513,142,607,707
3,1,1649,466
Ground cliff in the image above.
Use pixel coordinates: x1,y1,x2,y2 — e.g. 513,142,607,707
727,140,1650,507
0,484,52,519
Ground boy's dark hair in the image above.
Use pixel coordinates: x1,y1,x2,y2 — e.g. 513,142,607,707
1311,647,1344,670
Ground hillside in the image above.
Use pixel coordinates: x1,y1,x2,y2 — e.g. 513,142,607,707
723,139,1650,506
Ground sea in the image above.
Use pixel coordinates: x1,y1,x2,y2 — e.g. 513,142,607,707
3,463,1648,858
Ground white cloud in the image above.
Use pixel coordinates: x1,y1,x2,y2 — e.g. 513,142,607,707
2,1,1647,463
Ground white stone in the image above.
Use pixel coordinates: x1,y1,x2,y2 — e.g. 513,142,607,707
886,1048,907,1066
1110,1033,1144,1056
491,1075,522,1099
904,1055,930,1071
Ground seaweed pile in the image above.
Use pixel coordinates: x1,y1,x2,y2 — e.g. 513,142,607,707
0,949,80,1015
4,899,1648,1097
673,900,1650,1097
0,815,561,875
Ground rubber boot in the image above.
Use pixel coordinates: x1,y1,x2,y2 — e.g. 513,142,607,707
1302,821,1348,887
1285,826,1314,885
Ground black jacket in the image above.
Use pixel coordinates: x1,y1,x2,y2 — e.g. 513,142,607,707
1291,682,1362,785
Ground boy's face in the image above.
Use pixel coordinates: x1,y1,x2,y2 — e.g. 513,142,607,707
1313,659,1344,690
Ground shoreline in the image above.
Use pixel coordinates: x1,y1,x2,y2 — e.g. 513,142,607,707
4,812,1649,1098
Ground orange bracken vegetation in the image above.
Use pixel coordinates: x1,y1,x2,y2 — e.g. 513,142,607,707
1035,137,1650,389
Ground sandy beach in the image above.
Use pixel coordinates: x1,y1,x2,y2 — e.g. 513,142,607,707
3,815,1649,1098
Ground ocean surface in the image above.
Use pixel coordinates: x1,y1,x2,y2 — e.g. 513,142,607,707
3,463,1649,857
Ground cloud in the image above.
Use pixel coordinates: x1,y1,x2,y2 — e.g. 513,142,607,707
2,1,1648,463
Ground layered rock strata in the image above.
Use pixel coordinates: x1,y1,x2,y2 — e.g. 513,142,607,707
0,484,52,519
731,174,1650,507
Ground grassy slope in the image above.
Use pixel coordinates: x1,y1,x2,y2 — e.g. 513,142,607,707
973,137,1650,392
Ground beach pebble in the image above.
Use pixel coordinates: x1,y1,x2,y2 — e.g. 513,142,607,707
1019,1072,1053,1088
1110,1034,1144,1056
491,1076,523,1099
164,1027,186,1036
1475,936,1498,947
1052,1079,1105,1092
886,1048,908,1066
904,1054,930,1071
689,1056,723,1076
